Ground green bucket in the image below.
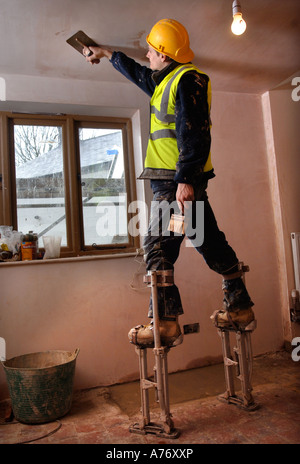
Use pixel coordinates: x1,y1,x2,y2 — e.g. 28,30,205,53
2,349,79,424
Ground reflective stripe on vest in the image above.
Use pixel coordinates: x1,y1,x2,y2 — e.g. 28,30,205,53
150,64,194,128
145,64,213,173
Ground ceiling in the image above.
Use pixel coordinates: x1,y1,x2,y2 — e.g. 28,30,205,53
0,0,300,95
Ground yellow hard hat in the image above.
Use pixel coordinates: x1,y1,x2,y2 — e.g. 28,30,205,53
146,19,194,63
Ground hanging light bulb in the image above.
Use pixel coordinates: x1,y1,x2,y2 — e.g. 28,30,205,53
231,0,247,35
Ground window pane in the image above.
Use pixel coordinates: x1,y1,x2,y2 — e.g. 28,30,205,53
14,124,67,248
78,128,129,246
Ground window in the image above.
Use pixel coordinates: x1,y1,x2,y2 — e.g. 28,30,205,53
0,113,138,257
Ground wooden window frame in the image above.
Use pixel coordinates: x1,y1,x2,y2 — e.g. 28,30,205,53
0,112,139,257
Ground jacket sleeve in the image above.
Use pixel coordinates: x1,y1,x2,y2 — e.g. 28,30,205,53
110,51,155,97
174,71,212,184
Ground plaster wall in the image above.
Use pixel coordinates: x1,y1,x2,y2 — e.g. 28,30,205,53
0,74,288,399
262,87,300,342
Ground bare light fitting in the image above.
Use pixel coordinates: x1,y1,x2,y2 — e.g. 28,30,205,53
231,0,247,35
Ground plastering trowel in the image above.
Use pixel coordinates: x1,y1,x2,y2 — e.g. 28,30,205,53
66,31,99,57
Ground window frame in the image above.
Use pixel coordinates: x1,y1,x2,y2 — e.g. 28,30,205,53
0,112,139,258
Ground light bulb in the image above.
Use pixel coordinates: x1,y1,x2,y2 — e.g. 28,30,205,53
231,12,247,35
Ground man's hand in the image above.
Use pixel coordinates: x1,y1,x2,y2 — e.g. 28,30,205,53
83,46,113,65
176,183,194,213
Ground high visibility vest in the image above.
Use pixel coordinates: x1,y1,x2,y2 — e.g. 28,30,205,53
145,64,213,173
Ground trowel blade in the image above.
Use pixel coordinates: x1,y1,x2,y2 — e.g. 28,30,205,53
66,30,98,55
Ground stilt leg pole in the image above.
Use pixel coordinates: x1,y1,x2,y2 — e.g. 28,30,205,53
218,326,258,410
129,270,180,438
217,263,259,410
219,329,236,400
136,347,150,428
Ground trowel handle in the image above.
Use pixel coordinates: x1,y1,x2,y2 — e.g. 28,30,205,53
76,38,93,56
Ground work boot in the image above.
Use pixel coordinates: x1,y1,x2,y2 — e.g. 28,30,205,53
128,319,183,348
210,307,255,330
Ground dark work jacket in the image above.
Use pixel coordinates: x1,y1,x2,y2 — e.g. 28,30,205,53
110,51,215,186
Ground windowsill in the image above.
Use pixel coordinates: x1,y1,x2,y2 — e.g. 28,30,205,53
0,252,138,267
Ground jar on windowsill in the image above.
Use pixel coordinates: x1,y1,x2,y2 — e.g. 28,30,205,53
21,231,39,261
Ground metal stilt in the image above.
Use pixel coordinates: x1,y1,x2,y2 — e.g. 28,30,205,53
129,270,180,438
218,322,259,410
217,263,259,411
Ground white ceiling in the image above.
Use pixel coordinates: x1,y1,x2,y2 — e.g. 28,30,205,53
1,0,300,95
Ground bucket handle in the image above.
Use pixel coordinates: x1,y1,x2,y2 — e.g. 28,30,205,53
73,348,80,359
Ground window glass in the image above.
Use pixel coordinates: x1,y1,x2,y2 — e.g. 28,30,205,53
78,128,129,246
14,124,67,248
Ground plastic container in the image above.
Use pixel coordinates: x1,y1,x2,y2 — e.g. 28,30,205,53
2,349,79,424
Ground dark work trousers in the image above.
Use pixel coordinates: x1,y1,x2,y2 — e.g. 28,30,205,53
143,179,254,319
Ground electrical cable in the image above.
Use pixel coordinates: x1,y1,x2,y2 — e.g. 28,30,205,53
0,419,62,444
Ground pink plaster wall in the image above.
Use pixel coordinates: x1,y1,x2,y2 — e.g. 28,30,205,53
175,92,284,361
267,88,300,340
0,88,294,400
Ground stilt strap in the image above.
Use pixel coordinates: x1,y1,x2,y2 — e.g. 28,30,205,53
131,325,144,346
222,264,249,280
144,270,174,287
